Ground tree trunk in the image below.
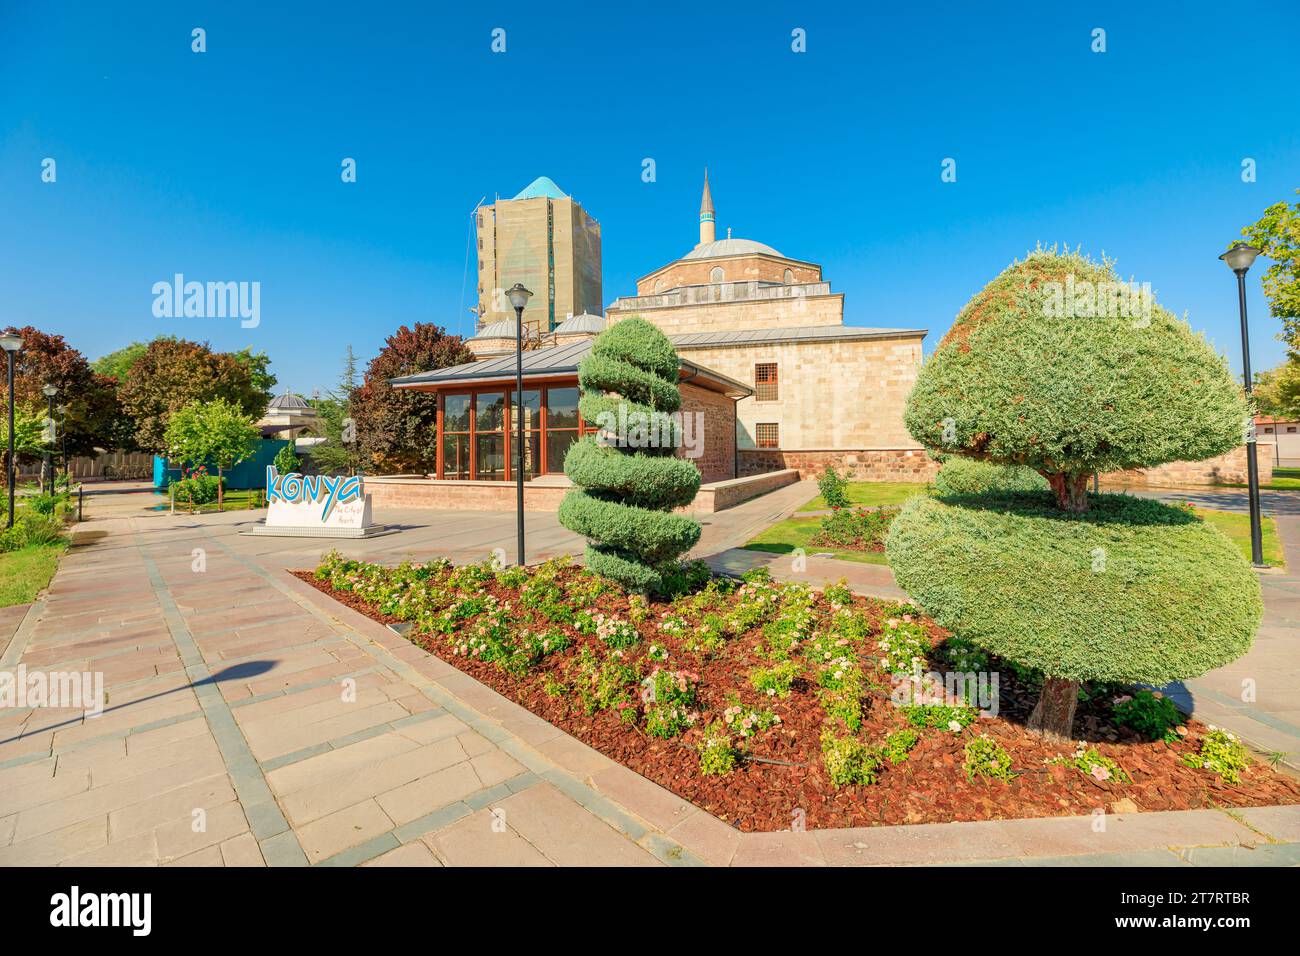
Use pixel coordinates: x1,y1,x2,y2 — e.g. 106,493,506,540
217,466,224,512
1027,677,1080,741
1044,471,1090,513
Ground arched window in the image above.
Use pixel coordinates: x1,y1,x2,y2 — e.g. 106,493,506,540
783,269,794,284
709,267,725,283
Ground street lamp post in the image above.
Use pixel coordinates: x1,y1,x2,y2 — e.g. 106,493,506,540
0,332,21,529
41,383,58,496
1220,242,1265,568
505,283,533,567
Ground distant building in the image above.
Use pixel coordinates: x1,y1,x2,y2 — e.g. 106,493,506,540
604,171,932,481
475,176,602,337
257,391,321,440
1257,416,1299,467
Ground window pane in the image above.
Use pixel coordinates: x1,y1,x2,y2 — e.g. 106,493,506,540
444,394,471,432
442,433,470,479
476,392,505,431
546,430,578,473
509,432,542,480
755,423,779,448
511,390,542,431
475,434,505,479
547,387,580,429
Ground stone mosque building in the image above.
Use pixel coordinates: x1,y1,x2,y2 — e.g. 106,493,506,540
385,173,934,514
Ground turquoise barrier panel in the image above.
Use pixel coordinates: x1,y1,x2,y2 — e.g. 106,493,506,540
154,440,289,490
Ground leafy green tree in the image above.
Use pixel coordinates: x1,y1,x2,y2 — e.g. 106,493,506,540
92,339,169,383
558,318,701,594
119,338,270,452
1240,189,1300,355
1,405,45,490
1251,360,1300,418
231,347,278,397
890,249,1259,740
163,398,260,511
351,325,474,473
308,346,364,475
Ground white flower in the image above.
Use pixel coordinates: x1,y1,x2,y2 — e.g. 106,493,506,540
948,720,962,733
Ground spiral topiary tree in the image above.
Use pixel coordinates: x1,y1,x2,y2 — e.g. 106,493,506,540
888,248,1259,740
558,317,702,594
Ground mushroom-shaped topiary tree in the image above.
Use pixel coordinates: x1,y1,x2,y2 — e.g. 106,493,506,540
888,248,1260,739
558,317,702,594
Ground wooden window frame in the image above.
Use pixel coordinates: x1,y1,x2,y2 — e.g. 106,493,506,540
437,381,591,481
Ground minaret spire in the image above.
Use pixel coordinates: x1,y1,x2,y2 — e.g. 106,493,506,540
698,167,716,246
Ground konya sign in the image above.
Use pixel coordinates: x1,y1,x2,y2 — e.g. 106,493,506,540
266,466,363,521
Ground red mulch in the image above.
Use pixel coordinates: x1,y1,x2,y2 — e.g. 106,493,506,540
294,569,1300,832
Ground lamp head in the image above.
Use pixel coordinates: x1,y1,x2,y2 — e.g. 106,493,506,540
505,283,533,312
42,383,59,398
0,332,21,353
1220,242,1261,275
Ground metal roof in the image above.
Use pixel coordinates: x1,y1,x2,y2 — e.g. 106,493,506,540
389,338,752,397
512,176,568,200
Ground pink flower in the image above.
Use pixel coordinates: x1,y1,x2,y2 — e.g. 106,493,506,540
1090,765,1111,781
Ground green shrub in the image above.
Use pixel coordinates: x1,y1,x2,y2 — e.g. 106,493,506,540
963,734,1014,781
273,442,301,475
1112,690,1184,743
821,733,881,787
749,659,799,699
0,512,67,552
172,467,224,505
933,457,1047,497
27,492,60,516
697,724,738,776
811,507,897,551
882,728,919,764
904,249,1247,511
559,317,701,594
817,467,850,509
886,493,1261,686
1061,746,1131,784
1181,728,1252,783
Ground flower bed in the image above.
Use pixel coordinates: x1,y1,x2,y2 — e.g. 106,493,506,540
300,553,1300,831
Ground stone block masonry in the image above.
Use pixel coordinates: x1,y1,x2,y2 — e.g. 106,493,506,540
740,448,939,482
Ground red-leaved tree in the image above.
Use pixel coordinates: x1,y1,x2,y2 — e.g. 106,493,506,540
351,323,475,473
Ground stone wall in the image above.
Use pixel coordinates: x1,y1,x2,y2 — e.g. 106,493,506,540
740,448,939,482
1103,443,1274,488
607,286,845,335
678,381,736,484
678,334,925,450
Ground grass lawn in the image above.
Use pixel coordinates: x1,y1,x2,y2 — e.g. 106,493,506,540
746,504,1284,571
1197,507,1286,568
742,516,889,565
166,488,265,513
0,542,67,607
797,481,931,512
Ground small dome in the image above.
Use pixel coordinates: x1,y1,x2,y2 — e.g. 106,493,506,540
682,238,784,260
471,319,518,339
268,391,311,410
513,176,568,200
554,313,606,336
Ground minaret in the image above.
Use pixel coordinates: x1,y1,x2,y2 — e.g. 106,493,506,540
698,167,715,246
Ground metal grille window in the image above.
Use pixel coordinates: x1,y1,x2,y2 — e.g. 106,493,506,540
755,423,779,448
754,363,779,402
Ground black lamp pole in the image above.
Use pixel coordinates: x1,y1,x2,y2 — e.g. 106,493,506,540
42,385,58,496
505,283,533,567
1221,242,1265,568
1,334,19,529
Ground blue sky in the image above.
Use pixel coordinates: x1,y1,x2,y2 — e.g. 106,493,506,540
1,1,1297,395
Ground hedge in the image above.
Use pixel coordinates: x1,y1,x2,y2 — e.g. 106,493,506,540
885,492,1261,685
933,457,1048,497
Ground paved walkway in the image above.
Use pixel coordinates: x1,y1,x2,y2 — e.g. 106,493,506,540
1,485,1297,866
